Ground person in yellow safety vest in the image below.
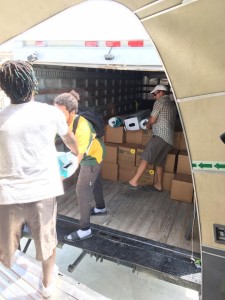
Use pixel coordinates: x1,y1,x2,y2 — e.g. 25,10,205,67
54,90,107,242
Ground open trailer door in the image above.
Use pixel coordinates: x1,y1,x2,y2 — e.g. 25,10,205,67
137,1,225,299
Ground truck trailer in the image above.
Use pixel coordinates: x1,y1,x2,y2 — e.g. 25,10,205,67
1,1,225,299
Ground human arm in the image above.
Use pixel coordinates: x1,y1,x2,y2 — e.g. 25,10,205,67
61,129,78,156
77,153,84,165
62,119,86,164
146,115,157,129
146,100,161,129
63,130,84,164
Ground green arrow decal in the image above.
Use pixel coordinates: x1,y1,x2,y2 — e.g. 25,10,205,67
198,163,212,169
214,163,225,170
192,161,225,171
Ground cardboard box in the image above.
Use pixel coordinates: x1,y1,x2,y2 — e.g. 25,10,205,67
136,147,154,169
105,125,125,144
105,143,118,163
102,162,118,181
138,168,155,186
162,172,175,191
118,144,137,166
135,147,144,166
179,132,187,150
142,129,153,145
154,171,175,191
164,149,179,173
173,132,181,150
126,130,143,144
119,165,137,182
176,150,191,175
170,174,193,203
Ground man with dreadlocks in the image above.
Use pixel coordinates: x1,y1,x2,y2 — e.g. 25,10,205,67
0,60,78,298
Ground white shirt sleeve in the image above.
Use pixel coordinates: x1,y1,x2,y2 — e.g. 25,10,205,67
54,107,69,137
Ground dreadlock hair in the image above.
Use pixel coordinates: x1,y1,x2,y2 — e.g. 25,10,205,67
54,90,80,113
0,60,38,104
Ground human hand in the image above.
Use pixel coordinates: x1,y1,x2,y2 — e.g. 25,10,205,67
57,152,79,179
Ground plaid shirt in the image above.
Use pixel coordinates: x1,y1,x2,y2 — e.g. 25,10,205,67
151,95,177,145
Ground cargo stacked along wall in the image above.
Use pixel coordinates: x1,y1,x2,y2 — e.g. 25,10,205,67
33,64,142,119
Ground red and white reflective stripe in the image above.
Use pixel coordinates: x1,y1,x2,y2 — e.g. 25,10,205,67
33,40,151,47
128,40,144,47
85,41,98,47
84,40,146,47
105,41,121,47
35,41,47,46
88,40,145,47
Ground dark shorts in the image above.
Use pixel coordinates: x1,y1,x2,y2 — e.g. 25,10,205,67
141,135,172,167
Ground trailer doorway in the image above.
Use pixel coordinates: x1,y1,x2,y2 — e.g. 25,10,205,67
1,0,204,296
31,62,201,291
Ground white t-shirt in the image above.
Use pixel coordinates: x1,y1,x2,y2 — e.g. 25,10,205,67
0,101,68,205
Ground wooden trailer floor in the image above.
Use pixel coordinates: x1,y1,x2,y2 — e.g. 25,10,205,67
57,179,200,254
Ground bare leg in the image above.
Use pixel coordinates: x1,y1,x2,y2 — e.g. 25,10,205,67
129,160,148,186
154,166,163,190
42,248,56,287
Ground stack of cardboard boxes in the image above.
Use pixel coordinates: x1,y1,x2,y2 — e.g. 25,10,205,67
102,125,193,203
102,125,154,186
170,132,193,203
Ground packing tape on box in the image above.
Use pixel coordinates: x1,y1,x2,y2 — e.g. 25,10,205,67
139,119,148,130
108,116,124,128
